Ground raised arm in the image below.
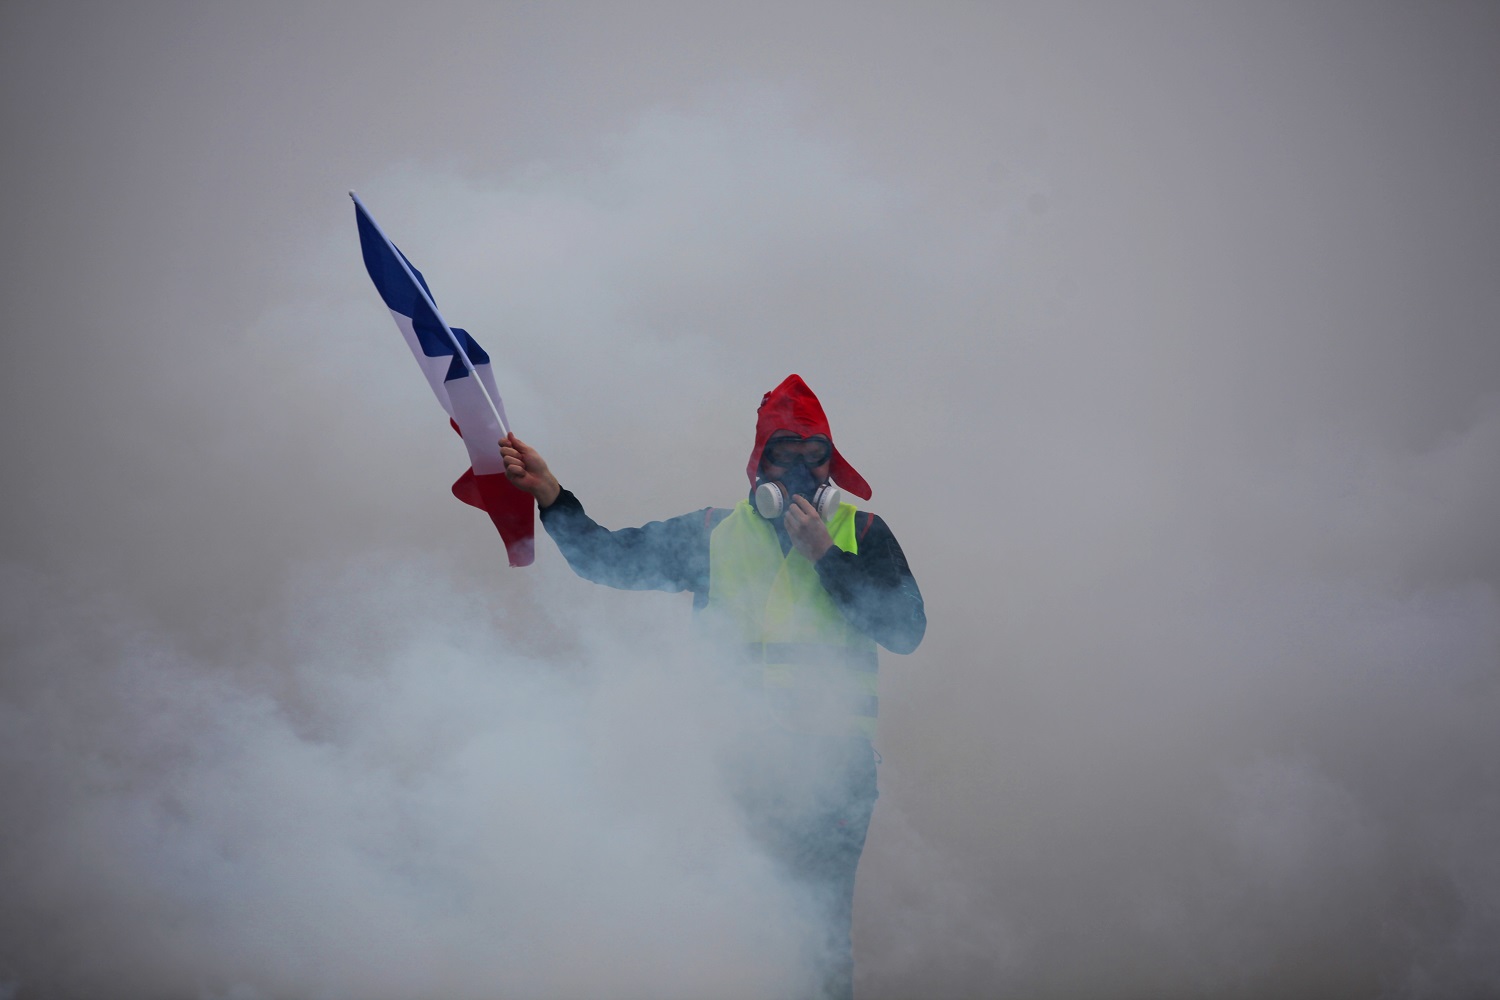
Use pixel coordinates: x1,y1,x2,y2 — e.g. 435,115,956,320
502,434,717,593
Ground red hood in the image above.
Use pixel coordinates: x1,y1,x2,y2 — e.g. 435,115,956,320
745,374,871,500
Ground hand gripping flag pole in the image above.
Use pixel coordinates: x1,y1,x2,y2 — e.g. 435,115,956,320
351,191,535,566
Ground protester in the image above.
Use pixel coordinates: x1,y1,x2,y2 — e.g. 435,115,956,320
500,374,925,999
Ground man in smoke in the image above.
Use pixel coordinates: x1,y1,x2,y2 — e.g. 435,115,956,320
500,374,925,999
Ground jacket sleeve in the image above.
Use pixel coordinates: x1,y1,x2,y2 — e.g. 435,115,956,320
814,514,927,654
538,488,713,594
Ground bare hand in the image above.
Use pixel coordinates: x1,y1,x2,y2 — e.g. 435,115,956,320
500,433,562,508
785,496,834,562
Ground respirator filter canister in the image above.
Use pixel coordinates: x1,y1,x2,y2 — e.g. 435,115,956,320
754,480,842,522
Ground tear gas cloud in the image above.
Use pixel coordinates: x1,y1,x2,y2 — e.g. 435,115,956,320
2,3,1499,998
0,557,832,1000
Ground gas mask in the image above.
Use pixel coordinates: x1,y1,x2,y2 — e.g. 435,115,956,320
754,460,842,522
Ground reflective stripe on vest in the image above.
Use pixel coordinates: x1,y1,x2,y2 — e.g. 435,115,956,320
707,500,878,738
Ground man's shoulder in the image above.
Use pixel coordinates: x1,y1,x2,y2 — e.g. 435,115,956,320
836,503,884,541
700,505,736,532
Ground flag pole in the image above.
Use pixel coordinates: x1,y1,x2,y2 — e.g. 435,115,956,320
349,191,511,438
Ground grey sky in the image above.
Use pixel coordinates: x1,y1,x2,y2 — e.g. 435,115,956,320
3,3,1499,997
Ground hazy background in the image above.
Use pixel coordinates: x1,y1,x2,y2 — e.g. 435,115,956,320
3,3,1499,998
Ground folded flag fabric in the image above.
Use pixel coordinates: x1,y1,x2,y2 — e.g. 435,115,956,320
352,192,535,566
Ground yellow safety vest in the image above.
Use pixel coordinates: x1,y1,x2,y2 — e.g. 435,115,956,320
705,500,879,739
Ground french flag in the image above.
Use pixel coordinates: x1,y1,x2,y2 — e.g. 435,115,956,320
352,192,535,567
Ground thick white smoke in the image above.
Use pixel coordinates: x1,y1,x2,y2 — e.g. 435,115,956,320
0,557,829,999
3,4,1500,997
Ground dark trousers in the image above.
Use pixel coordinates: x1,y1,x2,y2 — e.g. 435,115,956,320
731,733,879,1000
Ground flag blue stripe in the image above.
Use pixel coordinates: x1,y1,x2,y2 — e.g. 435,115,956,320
355,200,491,379
443,328,490,381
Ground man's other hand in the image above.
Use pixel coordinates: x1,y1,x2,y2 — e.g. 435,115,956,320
785,496,834,562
